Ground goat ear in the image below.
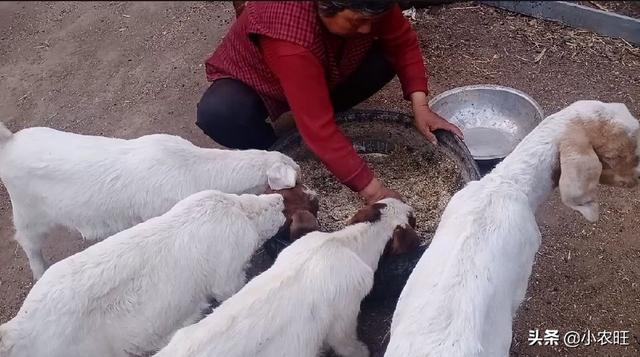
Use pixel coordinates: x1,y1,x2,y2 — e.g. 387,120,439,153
558,130,602,223
289,210,319,242
386,224,421,255
301,185,320,215
267,162,298,190
310,192,320,215
408,213,416,229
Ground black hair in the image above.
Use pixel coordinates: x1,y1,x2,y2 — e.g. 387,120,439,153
317,0,397,17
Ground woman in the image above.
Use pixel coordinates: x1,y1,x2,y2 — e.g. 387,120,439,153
197,0,463,204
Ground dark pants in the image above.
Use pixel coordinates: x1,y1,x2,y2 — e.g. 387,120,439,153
196,44,396,150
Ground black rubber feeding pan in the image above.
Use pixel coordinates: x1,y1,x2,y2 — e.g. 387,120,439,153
263,109,481,304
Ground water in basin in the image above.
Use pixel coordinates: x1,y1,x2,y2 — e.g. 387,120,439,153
462,127,516,159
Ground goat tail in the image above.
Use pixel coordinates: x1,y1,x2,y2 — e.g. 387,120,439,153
0,122,13,144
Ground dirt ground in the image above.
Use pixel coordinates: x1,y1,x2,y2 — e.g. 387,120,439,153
579,1,640,18
1,1,639,356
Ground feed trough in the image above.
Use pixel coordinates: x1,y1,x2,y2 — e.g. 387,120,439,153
263,109,481,303
429,84,544,175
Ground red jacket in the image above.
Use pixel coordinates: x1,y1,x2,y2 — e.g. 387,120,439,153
206,1,428,191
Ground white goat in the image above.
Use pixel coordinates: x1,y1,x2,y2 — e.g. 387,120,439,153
0,124,300,279
385,100,640,357
153,198,420,357
0,188,321,357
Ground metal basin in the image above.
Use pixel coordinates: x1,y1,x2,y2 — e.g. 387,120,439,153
429,85,544,170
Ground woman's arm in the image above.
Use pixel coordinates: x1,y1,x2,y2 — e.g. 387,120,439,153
375,4,428,99
376,5,463,144
261,36,401,203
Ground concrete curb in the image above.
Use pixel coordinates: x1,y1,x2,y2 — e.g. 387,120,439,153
482,1,640,45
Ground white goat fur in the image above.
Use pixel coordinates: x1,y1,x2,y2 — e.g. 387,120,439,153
154,198,415,357
0,190,287,357
386,101,640,357
0,125,299,279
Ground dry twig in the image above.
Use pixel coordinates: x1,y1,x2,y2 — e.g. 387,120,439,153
534,48,547,63
588,1,608,11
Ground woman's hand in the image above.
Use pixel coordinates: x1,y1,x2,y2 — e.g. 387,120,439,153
411,91,464,145
358,177,403,205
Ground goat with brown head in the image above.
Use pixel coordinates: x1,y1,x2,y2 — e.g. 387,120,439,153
557,102,640,222
266,182,320,241
348,198,421,255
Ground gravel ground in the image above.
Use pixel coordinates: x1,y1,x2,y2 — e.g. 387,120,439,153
1,1,639,356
